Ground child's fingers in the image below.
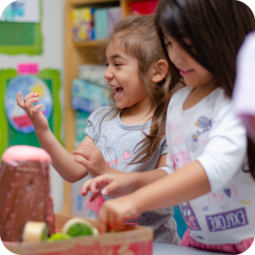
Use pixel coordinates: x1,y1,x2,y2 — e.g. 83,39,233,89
73,148,90,160
90,176,111,193
16,92,25,108
75,143,99,158
84,142,97,151
81,179,92,196
98,207,108,234
23,92,39,105
101,181,120,196
31,103,42,114
74,155,89,166
24,97,39,110
108,211,116,230
89,190,102,202
116,214,125,231
23,92,39,100
18,92,40,112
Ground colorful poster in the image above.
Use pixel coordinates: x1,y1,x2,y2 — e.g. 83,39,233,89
4,75,52,133
0,69,62,159
0,0,40,23
0,0,42,55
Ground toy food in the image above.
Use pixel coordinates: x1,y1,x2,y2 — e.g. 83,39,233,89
62,218,98,237
0,145,55,242
48,233,71,242
23,222,48,242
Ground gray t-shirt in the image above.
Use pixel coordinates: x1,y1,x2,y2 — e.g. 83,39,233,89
85,106,180,244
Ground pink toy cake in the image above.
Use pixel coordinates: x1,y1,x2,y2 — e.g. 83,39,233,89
0,145,55,242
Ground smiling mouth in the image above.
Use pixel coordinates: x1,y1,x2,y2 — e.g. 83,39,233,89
180,69,194,76
181,69,193,73
113,87,123,95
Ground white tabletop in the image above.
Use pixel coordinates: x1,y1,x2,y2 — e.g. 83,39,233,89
153,243,229,255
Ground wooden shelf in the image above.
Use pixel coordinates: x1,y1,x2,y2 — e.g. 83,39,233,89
63,0,143,215
71,0,119,5
73,40,105,47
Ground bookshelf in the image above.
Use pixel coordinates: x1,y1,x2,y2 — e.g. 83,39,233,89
62,0,156,215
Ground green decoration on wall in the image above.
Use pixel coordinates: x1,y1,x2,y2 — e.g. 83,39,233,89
0,0,43,55
0,69,62,159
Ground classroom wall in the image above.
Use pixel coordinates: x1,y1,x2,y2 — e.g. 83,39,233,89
0,0,65,69
0,0,66,213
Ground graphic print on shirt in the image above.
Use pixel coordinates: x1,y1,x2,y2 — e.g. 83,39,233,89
232,184,252,206
187,116,212,152
171,151,191,170
180,202,201,231
203,185,252,231
173,134,185,145
97,135,118,167
123,150,132,160
206,185,252,212
206,207,249,232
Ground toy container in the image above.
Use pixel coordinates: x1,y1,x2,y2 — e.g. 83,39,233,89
4,214,153,255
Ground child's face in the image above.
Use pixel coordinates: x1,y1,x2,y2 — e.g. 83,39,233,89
104,38,149,110
164,34,214,88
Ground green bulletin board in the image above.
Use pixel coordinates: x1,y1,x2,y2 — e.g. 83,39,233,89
0,69,62,159
0,0,43,55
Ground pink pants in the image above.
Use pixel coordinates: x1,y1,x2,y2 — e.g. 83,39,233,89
180,230,254,254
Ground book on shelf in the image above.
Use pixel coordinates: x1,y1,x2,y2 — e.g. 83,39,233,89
72,7,121,42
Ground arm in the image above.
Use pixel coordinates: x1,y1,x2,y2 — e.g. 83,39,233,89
129,154,167,190
80,154,168,199
39,131,91,182
73,143,123,177
97,95,248,231
97,160,210,232
233,32,255,142
130,161,210,213
16,92,89,182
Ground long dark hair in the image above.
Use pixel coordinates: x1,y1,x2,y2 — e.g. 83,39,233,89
100,15,171,164
155,0,255,179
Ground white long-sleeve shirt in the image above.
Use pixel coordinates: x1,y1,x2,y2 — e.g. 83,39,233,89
164,86,255,244
233,31,255,141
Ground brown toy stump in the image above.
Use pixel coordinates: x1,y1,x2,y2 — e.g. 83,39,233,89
0,146,55,242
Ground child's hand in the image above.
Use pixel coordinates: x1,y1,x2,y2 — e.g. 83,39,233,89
81,173,135,199
73,143,110,177
16,92,49,133
97,196,139,233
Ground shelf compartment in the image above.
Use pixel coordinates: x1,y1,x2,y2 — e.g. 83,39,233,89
73,40,105,47
71,0,120,7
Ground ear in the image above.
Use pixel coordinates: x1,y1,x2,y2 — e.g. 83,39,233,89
150,59,169,83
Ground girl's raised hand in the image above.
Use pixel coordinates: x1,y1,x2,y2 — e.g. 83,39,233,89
81,173,136,200
73,143,110,177
16,92,49,133
97,195,139,233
